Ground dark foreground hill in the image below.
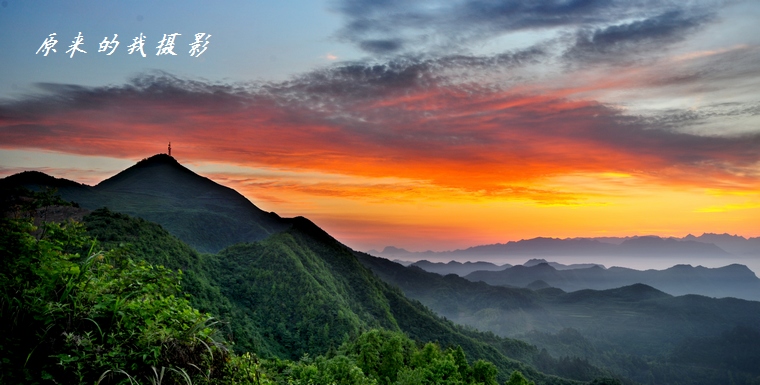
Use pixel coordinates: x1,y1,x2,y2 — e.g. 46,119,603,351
357,252,760,385
1,154,287,252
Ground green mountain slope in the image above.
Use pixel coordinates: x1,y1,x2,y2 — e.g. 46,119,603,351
82,207,603,384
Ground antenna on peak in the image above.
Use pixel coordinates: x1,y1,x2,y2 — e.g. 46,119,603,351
168,142,172,156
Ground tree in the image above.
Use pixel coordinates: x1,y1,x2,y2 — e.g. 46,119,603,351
505,370,535,385
471,359,498,385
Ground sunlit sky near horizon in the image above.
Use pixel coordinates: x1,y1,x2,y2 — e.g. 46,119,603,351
1,0,760,254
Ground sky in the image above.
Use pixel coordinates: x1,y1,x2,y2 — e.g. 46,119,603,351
1,0,760,254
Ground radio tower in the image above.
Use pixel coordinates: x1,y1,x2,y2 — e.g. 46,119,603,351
168,142,172,156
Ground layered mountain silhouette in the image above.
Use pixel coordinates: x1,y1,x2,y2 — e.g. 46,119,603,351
411,260,512,276
464,262,760,301
523,258,604,270
409,259,604,276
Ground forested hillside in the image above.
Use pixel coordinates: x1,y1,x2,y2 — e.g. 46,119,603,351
1,189,623,384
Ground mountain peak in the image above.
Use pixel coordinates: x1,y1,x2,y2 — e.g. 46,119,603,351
135,153,180,167
94,154,198,192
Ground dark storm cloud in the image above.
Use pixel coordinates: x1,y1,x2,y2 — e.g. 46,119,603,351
333,0,720,61
564,10,714,64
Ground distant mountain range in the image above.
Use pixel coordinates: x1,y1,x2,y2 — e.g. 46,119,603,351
372,234,760,261
372,235,760,281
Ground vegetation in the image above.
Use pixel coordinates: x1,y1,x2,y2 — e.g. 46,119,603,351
266,329,506,385
0,212,600,385
0,217,228,384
